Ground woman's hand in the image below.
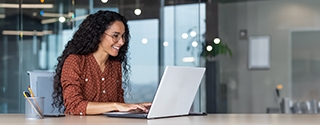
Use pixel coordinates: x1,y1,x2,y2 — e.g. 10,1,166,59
114,102,152,113
139,102,152,110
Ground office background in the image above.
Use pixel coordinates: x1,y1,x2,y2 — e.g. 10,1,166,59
0,0,320,114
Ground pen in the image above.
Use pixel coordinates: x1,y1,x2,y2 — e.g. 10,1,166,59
23,91,31,97
23,92,43,118
28,86,35,97
27,86,43,115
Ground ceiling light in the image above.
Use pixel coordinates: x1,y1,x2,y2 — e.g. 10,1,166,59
71,15,88,21
2,30,53,36
0,3,53,9
59,17,66,23
42,15,88,24
182,57,195,62
134,8,141,16
191,41,198,47
32,12,37,17
101,0,108,3
182,33,188,39
42,12,70,17
41,18,58,24
163,41,169,47
213,38,220,44
190,31,197,37
206,45,213,52
141,38,148,44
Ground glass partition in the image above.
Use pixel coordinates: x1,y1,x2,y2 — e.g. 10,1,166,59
0,0,204,113
2,0,319,114
0,0,21,113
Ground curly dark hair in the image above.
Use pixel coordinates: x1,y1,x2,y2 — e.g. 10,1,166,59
51,10,131,113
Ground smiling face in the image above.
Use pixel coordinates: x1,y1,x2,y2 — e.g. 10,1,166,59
99,21,126,57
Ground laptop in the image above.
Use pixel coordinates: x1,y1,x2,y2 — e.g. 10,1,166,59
104,66,206,119
28,71,65,117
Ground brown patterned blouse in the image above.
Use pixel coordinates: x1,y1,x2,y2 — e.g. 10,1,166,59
61,53,124,115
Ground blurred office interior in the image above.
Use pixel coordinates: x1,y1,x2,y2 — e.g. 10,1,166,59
1,0,320,114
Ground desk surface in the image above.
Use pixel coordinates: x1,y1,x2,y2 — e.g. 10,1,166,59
1,114,320,125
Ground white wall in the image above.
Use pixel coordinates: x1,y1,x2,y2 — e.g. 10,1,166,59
218,0,320,113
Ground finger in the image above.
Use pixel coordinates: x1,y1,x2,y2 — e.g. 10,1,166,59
128,107,138,111
142,103,151,110
141,102,152,107
135,104,148,112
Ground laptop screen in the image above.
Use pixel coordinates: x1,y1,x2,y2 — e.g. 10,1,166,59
147,66,205,119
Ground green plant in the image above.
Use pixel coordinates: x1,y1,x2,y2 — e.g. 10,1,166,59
200,41,232,59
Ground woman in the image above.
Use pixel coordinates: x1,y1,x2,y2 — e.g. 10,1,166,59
52,10,151,115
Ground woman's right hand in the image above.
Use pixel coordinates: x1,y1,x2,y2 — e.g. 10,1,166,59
114,103,150,113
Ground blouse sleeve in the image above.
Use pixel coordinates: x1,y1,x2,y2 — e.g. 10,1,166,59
61,55,88,115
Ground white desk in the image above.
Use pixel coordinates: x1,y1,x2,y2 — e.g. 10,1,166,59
1,114,320,125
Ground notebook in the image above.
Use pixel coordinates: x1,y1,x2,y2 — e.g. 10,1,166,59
28,71,65,117
104,66,206,119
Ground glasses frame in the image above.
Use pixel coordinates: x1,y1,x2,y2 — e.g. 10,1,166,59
105,33,125,43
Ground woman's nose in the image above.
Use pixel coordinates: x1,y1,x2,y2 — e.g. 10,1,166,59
118,37,125,45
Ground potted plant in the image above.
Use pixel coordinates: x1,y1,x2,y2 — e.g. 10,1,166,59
200,38,232,61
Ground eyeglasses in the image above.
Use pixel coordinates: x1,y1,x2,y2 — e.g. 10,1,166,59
105,33,125,42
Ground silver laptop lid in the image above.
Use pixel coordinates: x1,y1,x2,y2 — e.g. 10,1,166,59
147,66,205,119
